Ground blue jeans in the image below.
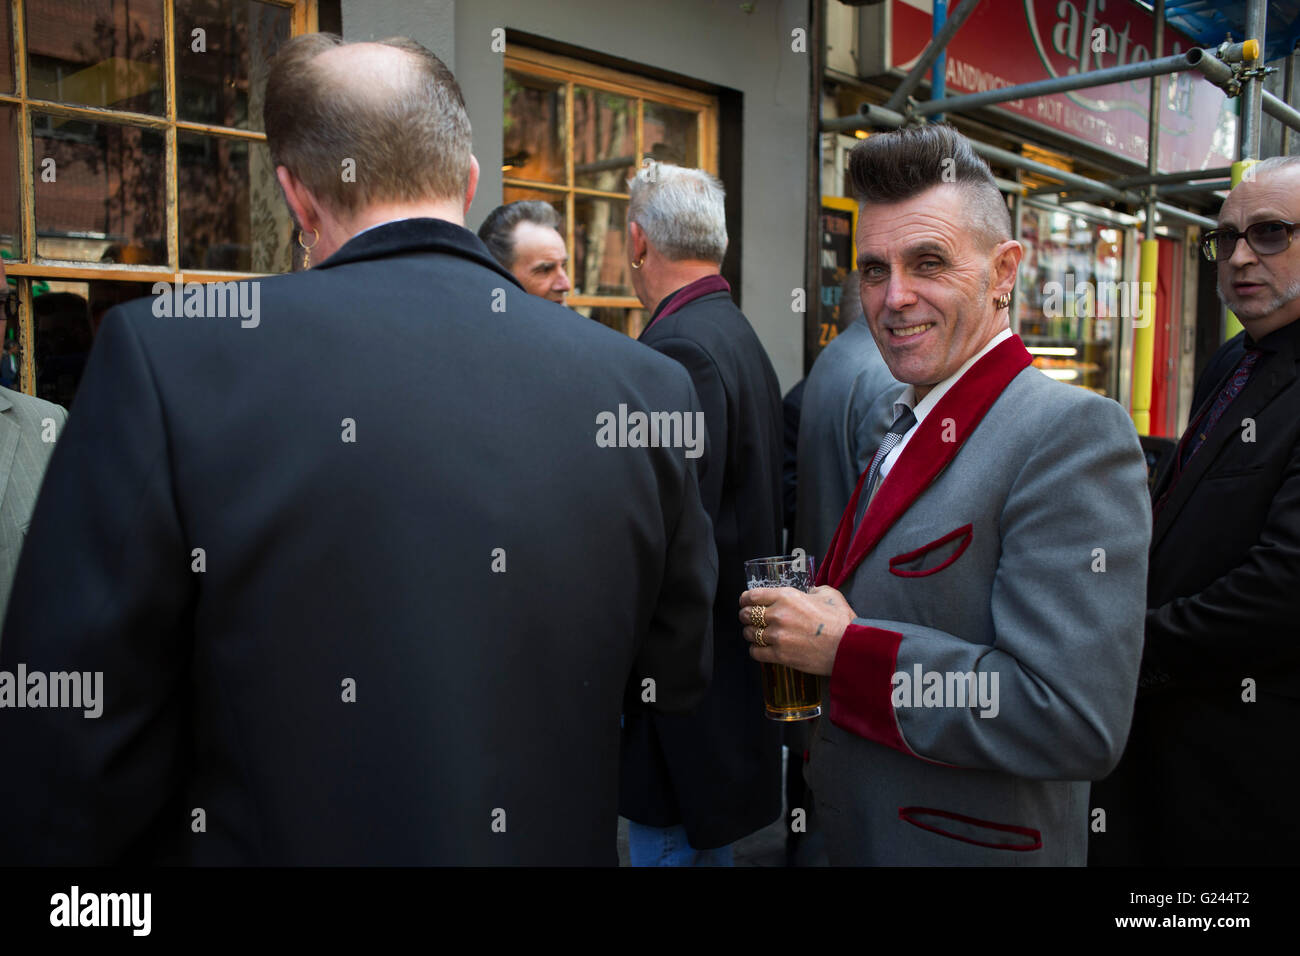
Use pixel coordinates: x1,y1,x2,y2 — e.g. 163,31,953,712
627,822,734,867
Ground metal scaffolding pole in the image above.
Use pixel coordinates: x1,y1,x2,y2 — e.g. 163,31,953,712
912,48,1216,119
1081,166,1234,190
1030,166,1234,201
1284,45,1298,154
883,0,982,112
1156,179,1232,195
1240,0,1267,161
1262,90,1300,135
1145,0,1165,239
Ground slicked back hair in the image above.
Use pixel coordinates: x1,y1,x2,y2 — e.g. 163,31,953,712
263,33,472,217
848,124,1011,247
628,162,728,264
477,201,563,269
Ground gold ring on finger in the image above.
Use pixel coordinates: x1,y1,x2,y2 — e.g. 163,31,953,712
755,625,767,647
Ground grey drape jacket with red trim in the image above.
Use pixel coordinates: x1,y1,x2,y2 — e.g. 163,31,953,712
808,334,1151,865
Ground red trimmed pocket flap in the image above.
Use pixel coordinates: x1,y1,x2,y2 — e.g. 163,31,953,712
888,524,973,578
898,806,1042,851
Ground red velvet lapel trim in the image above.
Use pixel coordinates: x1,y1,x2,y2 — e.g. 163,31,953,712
642,275,731,334
817,335,1032,589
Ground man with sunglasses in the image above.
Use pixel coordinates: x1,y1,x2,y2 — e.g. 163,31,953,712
1091,156,1300,866
0,258,68,631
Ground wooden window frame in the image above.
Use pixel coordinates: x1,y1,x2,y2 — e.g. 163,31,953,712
503,46,719,312
1,0,317,393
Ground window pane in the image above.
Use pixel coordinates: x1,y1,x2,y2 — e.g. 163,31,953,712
0,0,14,93
0,104,19,257
501,185,566,234
176,0,291,131
26,0,165,115
573,86,634,193
1016,208,1121,396
33,114,166,264
28,277,152,406
179,132,291,272
503,71,565,184
642,102,698,167
573,195,630,297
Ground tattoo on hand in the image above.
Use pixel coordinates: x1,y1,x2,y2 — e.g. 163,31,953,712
815,623,823,636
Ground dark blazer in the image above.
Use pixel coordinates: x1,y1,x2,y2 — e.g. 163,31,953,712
0,218,718,866
1091,318,1300,865
620,281,785,849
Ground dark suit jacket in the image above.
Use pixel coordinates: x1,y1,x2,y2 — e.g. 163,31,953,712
620,281,784,849
0,218,718,865
1091,318,1300,865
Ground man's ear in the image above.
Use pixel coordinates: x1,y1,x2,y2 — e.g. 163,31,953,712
629,221,648,263
275,166,321,235
991,239,1023,299
463,155,480,217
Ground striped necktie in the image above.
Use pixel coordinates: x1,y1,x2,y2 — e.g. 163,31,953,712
854,406,918,531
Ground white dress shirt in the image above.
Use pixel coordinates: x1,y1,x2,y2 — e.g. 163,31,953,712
877,327,1015,485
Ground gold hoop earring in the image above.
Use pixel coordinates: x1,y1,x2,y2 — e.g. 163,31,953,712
631,257,644,270
994,292,1011,310
298,228,319,270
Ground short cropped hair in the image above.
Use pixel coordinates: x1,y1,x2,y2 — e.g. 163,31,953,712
263,33,472,216
628,163,728,264
477,201,562,269
848,124,1011,246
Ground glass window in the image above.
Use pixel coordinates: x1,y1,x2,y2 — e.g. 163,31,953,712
503,70,564,185
503,47,718,335
1017,205,1127,397
0,104,18,257
33,114,167,263
0,0,307,400
1,0,14,93
25,0,166,114
175,0,292,131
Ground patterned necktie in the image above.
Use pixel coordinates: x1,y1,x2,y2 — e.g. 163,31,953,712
1180,348,1262,468
1153,348,1263,523
853,406,918,531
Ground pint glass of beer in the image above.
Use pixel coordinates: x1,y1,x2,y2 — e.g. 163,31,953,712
744,554,822,721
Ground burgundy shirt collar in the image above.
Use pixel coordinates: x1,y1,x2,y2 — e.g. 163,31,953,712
643,275,731,333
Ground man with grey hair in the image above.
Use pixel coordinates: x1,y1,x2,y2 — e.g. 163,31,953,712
1092,154,1300,866
739,123,1150,865
620,162,786,865
476,200,572,304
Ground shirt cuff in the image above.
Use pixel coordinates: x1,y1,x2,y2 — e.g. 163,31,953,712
829,622,908,753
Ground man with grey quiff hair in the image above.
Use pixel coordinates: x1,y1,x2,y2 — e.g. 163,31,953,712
627,162,729,265
622,160,787,866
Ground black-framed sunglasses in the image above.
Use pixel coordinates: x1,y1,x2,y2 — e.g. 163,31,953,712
1200,219,1297,262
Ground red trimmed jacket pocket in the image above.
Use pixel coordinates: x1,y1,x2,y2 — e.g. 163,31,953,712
888,524,972,577
898,806,1042,851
